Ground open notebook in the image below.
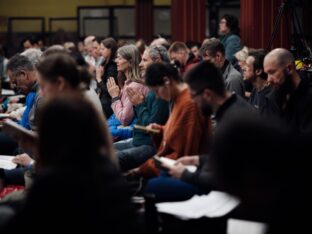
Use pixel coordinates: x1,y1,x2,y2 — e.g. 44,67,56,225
156,191,240,220
0,156,17,170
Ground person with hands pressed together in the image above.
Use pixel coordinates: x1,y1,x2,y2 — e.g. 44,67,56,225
106,75,137,142
107,45,148,127
107,77,120,99
125,85,144,106
95,38,118,118
114,45,170,171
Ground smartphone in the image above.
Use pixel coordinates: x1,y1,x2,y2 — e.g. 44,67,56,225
134,124,160,134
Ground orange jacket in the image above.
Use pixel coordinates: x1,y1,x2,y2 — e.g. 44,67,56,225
139,89,211,178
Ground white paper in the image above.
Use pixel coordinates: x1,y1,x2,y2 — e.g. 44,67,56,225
1,89,15,96
156,191,240,220
227,218,268,234
0,155,17,170
158,157,197,173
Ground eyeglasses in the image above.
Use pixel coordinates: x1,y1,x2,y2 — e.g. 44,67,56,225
9,71,23,87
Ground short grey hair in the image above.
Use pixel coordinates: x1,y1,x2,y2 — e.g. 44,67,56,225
41,45,65,59
7,54,34,74
148,45,170,63
21,48,42,66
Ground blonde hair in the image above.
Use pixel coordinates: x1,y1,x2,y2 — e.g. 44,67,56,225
235,46,249,62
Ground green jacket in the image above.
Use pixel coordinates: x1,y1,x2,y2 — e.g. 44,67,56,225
133,91,169,146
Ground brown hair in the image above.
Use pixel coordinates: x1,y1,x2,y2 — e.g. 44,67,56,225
101,37,118,63
168,41,188,53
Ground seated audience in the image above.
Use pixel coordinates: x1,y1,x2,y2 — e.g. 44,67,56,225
115,45,170,171
95,37,118,118
144,61,253,202
263,48,312,135
200,38,245,97
243,49,272,110
0,52,106,190
168,41,199,76
137,62,211,178
107,44,148,126
0,94,139,233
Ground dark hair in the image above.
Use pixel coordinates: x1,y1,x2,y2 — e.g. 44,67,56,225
37,53,81,89
36,93,115,171
68,47,86,66
145,62,181,87
101,37,118,61
249,49,267,80
200,38,225,57
185,61,225,96
186,41,201,50
0,44,7,57
22,35,39,46
7,54,35,74
135,38,146,56
68,48,91,86
29,35,39,45
221,14,240,36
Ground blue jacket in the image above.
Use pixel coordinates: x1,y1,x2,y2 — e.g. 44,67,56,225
19,92,36,130
220,33,242,64
108,114,137,141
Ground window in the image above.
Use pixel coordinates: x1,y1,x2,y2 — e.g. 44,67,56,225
114,8,135,37
78,7,109,37
154,7,171,37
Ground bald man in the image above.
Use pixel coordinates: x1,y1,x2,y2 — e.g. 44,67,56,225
263,48,312,134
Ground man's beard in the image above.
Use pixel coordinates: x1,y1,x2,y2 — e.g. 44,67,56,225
201,102,213,117
274,70,295,107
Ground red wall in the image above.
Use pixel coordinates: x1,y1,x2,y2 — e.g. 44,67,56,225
171,0,206,43
240,0,290,50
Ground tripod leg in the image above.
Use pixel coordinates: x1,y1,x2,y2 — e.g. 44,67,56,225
266,2,286,51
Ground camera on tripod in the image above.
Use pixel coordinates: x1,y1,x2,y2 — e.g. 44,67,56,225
302,57,312,66
267,0,312,70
